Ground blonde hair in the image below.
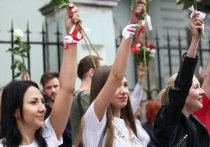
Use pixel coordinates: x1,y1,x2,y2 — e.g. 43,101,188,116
159,73,177,105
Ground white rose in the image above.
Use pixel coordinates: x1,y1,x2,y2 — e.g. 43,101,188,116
13,29,23,38
146,48,150,51
137,43,141,48
151,49,156,54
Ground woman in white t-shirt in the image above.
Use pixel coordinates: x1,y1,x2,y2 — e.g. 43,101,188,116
0,4,81,147
75,1,146,147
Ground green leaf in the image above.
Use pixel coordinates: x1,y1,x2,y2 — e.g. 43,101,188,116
14,72,22,78
50,0,69,8
130,0,137,9
11,64,17,70
182,1,193,10
58,2,68,8
146,0,150,13
18,62,25,71
176,0,185,5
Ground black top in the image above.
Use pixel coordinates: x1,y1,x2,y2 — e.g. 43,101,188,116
143,122,159,147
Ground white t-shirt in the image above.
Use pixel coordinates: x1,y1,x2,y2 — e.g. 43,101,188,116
135,119,150,147
0,118,63,147
83,101,143,147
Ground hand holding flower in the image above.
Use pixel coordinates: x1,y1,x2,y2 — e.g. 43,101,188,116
65,4,82,35
129,0,146,24
190,13,204,39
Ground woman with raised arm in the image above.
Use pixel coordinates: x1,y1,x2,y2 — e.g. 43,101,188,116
75,0,146,147
154,13,209,147
0,4,80,147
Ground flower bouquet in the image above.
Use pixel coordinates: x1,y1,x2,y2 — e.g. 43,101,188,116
131,41,155,66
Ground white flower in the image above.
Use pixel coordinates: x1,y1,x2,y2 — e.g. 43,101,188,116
146,48,150,51
13,29,23,38
151,49,156,54
137,43,141,48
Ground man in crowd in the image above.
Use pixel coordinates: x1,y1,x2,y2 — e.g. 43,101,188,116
71,55,104,144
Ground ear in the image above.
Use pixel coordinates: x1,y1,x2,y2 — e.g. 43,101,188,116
14,109,20,119
89,68,95,78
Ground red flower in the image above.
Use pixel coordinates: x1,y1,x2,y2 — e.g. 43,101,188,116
131,47,140,54
148,44,154,50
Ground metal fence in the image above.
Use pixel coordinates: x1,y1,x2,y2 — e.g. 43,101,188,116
1,22,210,101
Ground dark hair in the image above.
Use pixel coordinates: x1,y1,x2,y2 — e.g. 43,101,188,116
78,55,102,79
76,66,137,147
40,72,59,87
1,80,46,147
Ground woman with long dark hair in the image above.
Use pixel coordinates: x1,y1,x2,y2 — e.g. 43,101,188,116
0,4,80,147
75,0,146,146
154,13,209,147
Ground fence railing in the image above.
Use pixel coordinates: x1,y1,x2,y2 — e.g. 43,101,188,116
1,21,210,101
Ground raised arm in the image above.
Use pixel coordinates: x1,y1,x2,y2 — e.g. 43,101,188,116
131,64,145,114
94,0,146,121
175,13,203,88
49,4,81,139
186,13,203,58
202,58,210,98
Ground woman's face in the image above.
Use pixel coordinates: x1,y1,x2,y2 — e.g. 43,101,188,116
185,77,205,113
17,86,46,130
110,77,129,109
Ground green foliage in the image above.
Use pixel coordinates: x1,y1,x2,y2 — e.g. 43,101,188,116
146,0,150,13
176,0,194,10
6,39,30,78
130,0,137,9
50,0,69,8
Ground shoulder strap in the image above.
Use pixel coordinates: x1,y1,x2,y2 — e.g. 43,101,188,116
97,126,107,147
77,91,85,117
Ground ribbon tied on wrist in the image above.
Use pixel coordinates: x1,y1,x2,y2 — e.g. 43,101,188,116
61,24,90,49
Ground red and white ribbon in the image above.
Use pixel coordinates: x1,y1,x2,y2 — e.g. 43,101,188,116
122,24,140,39
61,25,90,49
189,6,206,34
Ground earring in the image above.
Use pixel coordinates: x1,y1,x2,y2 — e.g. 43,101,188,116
15,115,18,120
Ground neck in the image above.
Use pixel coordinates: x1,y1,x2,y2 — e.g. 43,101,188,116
112,108,121,118
49,100,54,108
79,78,91,91
182,106,193,116
17,120,36,145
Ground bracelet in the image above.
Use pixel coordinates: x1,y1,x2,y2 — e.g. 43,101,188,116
122,24,140,39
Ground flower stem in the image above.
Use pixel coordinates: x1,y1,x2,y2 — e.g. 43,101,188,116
77,23,101,58
78,24,97,68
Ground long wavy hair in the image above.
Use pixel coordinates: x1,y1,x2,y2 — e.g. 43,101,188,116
75,66,137,147
1,80,46,147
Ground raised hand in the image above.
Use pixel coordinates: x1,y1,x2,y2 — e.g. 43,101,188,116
129,0,146,24
138,63,146,78
190,13,204,39
21,71,30,81
65,4,82,35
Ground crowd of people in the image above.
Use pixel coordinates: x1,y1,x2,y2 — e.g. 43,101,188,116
0,0,209,146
